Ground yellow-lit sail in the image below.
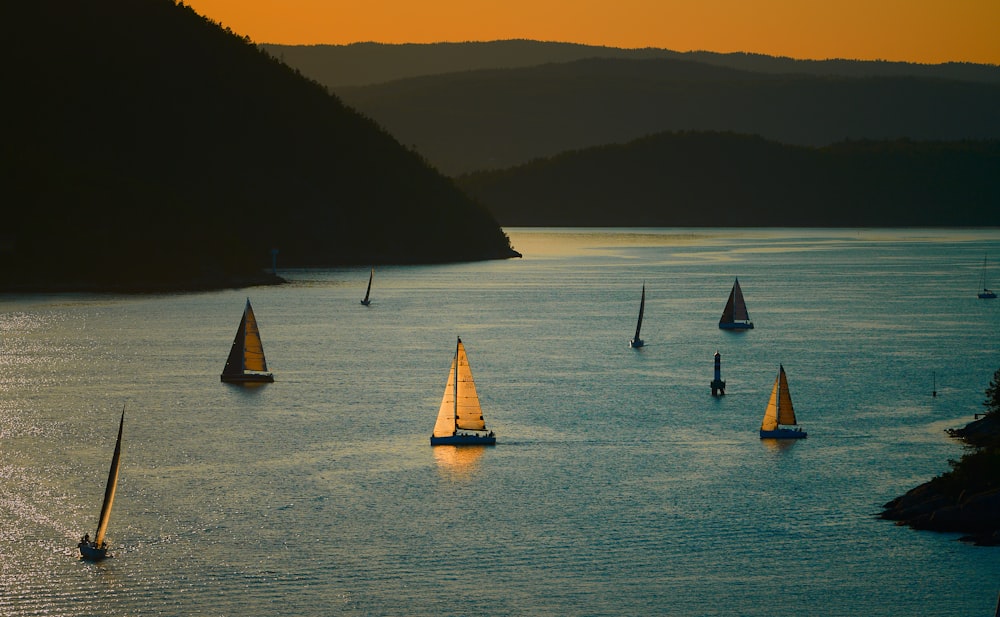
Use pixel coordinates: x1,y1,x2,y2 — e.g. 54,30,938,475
432,338,486,437
94,409,124,547
242,301,268,373
761,365,797,431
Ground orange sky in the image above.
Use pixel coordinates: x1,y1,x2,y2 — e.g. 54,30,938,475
182,0,1000,65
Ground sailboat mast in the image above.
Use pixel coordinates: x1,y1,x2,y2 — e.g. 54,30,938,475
775,367,782,423
453,337,460,434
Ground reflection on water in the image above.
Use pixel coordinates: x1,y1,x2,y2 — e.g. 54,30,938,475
759,437,801,453
433,445,487,479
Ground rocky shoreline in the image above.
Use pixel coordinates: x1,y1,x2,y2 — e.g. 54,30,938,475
880,413,1000,546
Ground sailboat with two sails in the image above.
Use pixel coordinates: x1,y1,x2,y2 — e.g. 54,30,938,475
78,407,125,560
630,283,645,348
430,337,496,446
221,298,274,383
719,277,754,329
759,365,807,439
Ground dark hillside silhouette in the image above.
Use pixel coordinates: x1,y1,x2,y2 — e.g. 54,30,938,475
335,57,1000,175
456,132,1000,227
1,0,516,292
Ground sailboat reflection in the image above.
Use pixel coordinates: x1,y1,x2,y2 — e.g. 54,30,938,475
432,444,487,479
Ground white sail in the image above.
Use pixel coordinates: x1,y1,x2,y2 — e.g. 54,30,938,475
761,365,797,431
432,338,486,437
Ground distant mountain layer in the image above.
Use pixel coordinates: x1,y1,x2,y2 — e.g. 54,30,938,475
1,1,517,292
266,41,1000,176
262,40,1000,89
456,132,1000,227
334,58,1000,175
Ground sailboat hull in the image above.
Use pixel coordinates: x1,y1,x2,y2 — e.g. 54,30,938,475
760,428,807,439
78,542,108,561
220,372,274,383
719,322,754,330
431,433,496,446
980,290,997,299
629,338,644,348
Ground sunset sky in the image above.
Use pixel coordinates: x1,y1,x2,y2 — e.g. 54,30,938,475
182,0,1000,65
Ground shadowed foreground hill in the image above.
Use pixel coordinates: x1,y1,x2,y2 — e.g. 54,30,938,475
456,132,1000,227
0,0,517,292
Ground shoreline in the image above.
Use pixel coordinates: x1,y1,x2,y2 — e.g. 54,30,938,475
880,413,1000,546
0,272,288,295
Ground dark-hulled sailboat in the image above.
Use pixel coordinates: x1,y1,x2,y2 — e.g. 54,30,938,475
719,277,754,329
79,408,125,561
221,298,274,383
361,267,374,305
979,254,997,299
630,283,646,348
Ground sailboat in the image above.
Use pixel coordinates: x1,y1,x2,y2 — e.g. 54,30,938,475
360,267,374,305
78,407,125,560
978,254,996,299
759,365,807,439
220,298,274,383
430,337,496,446
719,277,754,329
629,283,645,348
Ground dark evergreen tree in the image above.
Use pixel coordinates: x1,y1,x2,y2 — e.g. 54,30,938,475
984,368,1000,417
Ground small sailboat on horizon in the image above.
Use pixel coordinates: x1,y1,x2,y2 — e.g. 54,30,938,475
630,283,645,348
719,277,754,329
361,267,374,306
978,254,996,299
759,365,807,439
431,337,496,446
78,407,125,561
220,298,274,383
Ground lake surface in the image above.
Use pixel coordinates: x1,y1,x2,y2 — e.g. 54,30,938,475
1,228,998,616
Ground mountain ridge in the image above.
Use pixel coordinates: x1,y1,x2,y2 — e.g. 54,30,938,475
262,40,1000,89
323,54,1000,175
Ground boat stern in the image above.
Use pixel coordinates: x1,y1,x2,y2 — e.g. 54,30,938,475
431,433,497,446
759,428,807,439
78,542,108,561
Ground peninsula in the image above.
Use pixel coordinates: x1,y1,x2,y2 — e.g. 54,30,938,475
881,370,1000,546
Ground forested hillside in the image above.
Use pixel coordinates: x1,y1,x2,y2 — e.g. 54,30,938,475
457,132,1000,227
0,0,517,291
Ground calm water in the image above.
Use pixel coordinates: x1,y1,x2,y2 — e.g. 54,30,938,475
1,228,999,616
